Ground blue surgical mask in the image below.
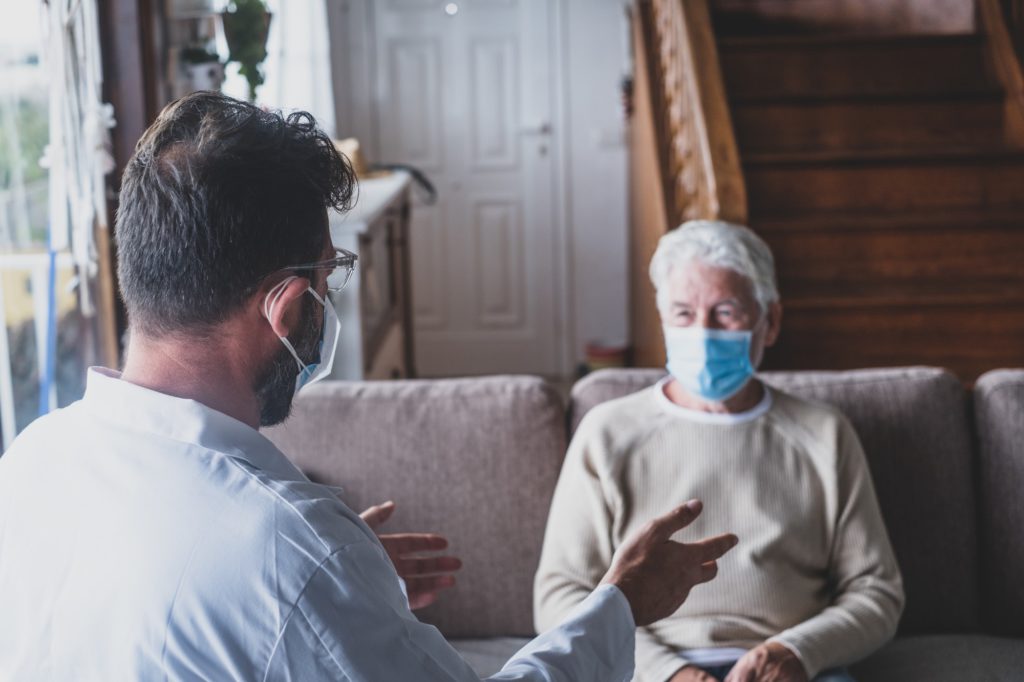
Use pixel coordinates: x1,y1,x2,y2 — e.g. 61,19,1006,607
264,276,341,395
664,326,756,402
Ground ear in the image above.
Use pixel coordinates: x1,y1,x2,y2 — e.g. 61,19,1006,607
259,276,311,339
763,301,783,347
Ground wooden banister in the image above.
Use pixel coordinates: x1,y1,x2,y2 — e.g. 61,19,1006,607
978,0,1024,146
640,0,747,225
629,0,747,366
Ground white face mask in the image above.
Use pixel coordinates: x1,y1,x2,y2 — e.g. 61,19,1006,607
264,276,341,395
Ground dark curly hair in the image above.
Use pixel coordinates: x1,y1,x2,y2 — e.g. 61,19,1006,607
115,91,356,336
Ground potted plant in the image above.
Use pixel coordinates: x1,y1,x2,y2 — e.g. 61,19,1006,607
220,0,272,102
180,46,225,92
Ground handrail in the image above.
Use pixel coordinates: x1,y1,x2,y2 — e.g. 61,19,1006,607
629,0,747,367
639,0,747,225
978,0,1024,146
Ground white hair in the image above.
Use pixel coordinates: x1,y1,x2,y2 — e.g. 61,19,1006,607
649,220,779,315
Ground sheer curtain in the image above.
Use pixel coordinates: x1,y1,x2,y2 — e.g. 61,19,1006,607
0,0,115,450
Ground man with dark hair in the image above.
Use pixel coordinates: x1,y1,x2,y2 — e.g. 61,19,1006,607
0,92,736,680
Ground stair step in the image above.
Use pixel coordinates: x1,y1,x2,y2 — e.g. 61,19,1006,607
719,34,996,99
761,304,1024,382
732,95,1005,155
750,207,1024,233
743,146,1024,167
761,225,1024,288
745,156,1024,214
711,1,976,38
780,281,1024,309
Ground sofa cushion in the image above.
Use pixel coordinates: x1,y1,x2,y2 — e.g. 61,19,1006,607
450,637,532,677
974,369,1024,636
569,367,981,634
453,634,1024,681
850,635,1024,682
264,377,566,638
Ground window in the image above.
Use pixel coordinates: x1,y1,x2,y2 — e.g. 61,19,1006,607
0,2,114,451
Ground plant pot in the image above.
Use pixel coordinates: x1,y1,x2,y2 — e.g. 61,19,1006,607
220,10,271,58
220,8,272,100
185,61,225,91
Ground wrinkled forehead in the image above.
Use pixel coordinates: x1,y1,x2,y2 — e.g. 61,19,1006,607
666,260,758,306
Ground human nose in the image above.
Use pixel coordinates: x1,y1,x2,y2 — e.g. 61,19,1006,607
695,310,721,330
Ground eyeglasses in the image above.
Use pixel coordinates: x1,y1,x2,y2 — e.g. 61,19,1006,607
279,247,359,292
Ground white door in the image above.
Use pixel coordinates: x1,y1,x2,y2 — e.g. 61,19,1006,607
371,0,563,376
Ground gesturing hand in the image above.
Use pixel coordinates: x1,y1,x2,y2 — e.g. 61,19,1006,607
360,501,463,610
723,642,808,682
600,499,737,627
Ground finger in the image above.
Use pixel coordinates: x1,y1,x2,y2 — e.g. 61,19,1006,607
407,591,438,610
395,555,463,577
649,499,703,540
359,501,396,528
691,532,739,563
697,559,718,583
379,533,450,555
404,574,457,594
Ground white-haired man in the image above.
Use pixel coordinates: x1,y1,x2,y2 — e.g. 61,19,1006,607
534,221,905,682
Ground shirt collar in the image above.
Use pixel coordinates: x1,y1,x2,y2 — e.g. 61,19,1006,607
81,367,307,482
653,375,773,425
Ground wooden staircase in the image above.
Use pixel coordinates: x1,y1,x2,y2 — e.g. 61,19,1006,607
630,0,1024,382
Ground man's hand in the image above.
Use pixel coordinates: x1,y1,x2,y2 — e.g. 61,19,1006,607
600,499,737,626
360,501,463,610
670,665,718,681
723,642,808,682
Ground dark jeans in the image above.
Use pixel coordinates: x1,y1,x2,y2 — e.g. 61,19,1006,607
698,664,856,682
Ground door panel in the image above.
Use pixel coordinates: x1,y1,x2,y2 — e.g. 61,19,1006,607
373,0,560,376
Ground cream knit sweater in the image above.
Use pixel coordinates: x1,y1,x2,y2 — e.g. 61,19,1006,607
534,379,905,682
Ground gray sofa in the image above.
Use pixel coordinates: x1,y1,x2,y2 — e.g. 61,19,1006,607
265,367,1024,681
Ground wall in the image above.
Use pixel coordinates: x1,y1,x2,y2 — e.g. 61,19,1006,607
562,0,632,367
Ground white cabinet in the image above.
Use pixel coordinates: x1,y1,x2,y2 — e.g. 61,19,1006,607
327,171,416,380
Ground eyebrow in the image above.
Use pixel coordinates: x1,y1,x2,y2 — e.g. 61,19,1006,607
671,298,743,309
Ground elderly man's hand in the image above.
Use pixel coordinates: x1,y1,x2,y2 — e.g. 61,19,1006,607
723,642,807,682
600,499,737,626
670,665,718,681
360,501,463,610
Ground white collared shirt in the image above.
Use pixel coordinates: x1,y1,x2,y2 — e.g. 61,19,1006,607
0,368,635,681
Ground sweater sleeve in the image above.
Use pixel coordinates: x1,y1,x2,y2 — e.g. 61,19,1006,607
635,628,689,682
534,414,618,634
768,417,905,678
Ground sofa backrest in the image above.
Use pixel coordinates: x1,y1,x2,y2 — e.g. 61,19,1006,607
974,369,1024,636
570,367,982,635
264,376,566,638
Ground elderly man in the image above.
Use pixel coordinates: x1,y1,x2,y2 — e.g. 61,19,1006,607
535,221,904,682
0,93,738,681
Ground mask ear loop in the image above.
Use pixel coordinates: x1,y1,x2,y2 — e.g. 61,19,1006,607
263,276,306,371
306,287,327,308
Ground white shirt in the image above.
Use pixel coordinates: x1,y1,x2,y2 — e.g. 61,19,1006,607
0,368,636,681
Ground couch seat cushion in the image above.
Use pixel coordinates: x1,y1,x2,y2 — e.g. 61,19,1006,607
453,634,1024,681
851,635,1024,682
451,637,532,677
